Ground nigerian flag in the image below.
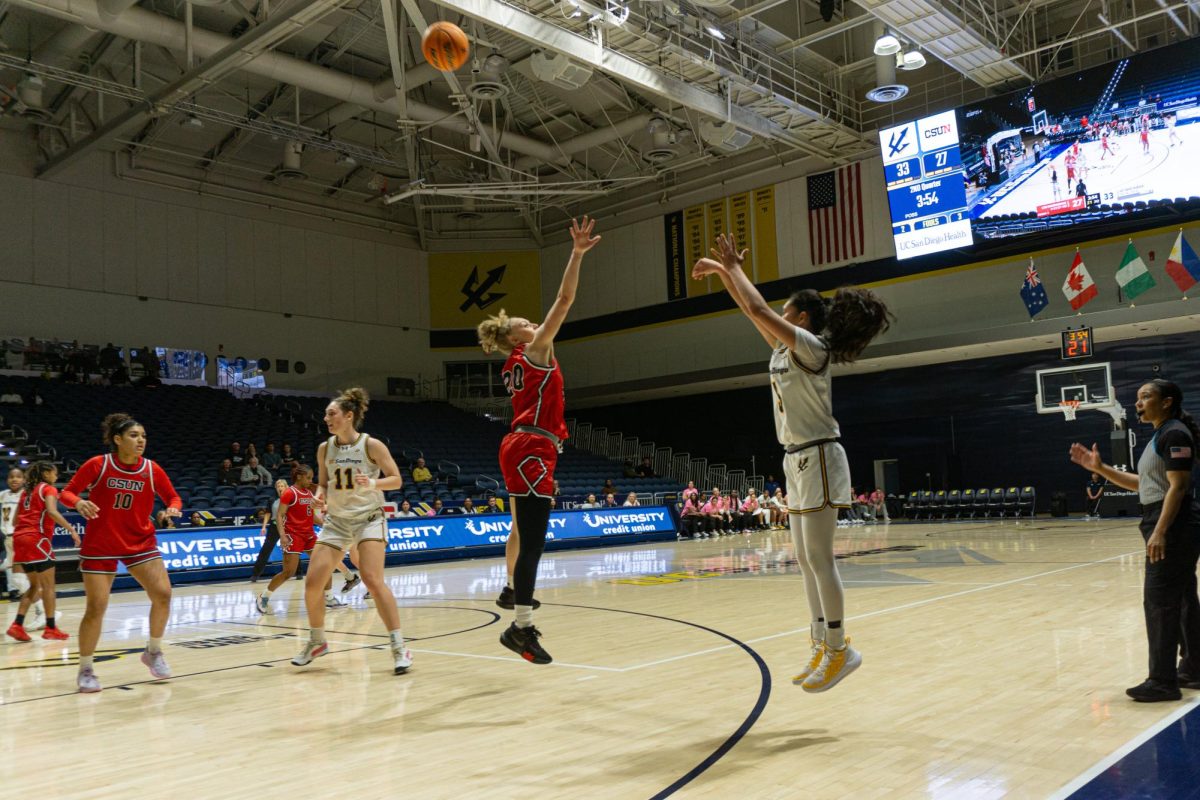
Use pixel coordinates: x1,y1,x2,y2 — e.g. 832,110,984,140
1115,240,1155,300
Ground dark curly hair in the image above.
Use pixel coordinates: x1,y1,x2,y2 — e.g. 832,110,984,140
788,287,893,364
101,412,141,451
24,460,57,487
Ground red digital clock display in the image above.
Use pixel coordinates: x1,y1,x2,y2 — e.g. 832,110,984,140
1061,328,1093,360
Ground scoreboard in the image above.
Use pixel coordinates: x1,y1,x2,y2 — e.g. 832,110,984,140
879,110,974,260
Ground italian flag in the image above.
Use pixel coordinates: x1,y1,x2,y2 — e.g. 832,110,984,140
1115,240,1155,300
1165,230,1200,293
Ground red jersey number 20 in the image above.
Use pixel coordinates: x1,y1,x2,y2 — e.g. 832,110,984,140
502,364,525,395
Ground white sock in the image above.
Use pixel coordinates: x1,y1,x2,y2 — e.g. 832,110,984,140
325,590,335,601
79,655,94,670
506,577,513,590
515,604,533,628
13,573,29,593
810,619,826,643
146,637,163,654
261,589,272,599
389,629,405,648
826,624,845,650
311,627,325,643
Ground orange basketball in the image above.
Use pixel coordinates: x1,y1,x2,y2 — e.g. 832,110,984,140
422,22,470,72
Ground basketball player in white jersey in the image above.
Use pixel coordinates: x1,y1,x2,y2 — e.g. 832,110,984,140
1,467,44,627
291,388,413,674
695,234,891,693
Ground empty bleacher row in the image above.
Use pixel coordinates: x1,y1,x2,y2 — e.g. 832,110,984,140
901,487,1036,520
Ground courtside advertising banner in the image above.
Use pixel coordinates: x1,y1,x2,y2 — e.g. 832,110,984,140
57,507,679,574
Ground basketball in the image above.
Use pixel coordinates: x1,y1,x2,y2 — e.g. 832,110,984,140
421,22,469,72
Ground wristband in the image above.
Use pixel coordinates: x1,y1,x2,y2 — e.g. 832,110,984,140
368,478,377,490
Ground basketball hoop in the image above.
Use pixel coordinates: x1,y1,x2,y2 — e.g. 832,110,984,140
1059,400,1081,421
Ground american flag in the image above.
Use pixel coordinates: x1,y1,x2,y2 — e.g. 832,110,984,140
807,163,864,266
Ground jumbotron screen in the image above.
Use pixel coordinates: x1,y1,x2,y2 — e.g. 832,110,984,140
880,36,1200,257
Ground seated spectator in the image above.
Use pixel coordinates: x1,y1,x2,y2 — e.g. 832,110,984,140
461,497,478,514
679,495,707,539
754,491,772,529
854,490,873,521
261,442,282,471
764,474,780,496
552,480,561,497
280,443,299,472
217,459,239,486
189,511,206,527
623,492,640,507
869,488,889,522
580,493,601,509
228,441,246,468
155,510,176,530
682,481,699,503
622,459,639,479
603,493,619,508
426,498,444,516
635,457,656,478
411,458,433,483
599,478,618,498
396,500,419,518
770,488,788,528
739,490,762,531
549,496,557,510
484,496,502,514
240,457,273,486
245,443,259,463
701,490,731,534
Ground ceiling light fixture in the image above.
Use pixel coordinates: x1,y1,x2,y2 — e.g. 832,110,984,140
898,50,926,70
873,31,901,56
706,25,727,41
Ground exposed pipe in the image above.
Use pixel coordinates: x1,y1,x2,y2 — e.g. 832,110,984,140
97,0,143,22
513,112,654,171
6,0,567,162
306,63,441,130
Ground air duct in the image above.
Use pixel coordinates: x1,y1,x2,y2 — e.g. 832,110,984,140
512,112,654,171
529,49,592,90
468,53,509,101
272,140,308,181
5,0,568,163
698,118,752,151
642,117,677,163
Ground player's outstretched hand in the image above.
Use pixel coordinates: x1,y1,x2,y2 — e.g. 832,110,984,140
692,257,725,280
164,507,182,518
570,216,601,253
713,233,747,270
75,500,100,520
1068,442,1101,472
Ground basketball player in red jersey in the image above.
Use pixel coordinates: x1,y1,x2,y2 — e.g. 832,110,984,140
255,464,330,614
59,414,182,693
6,462,79,642
476,216,601,665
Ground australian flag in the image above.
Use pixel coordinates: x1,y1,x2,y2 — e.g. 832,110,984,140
1021,259,1049,318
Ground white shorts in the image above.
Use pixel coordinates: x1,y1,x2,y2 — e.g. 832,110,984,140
783,442,852,514
316,511,387,551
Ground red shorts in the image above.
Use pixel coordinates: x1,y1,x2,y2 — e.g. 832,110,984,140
12,533,53,566
499,432,559,498
283,529,316,555
79,550,162,574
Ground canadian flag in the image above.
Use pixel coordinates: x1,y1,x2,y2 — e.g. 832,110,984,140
1062,250,1099,311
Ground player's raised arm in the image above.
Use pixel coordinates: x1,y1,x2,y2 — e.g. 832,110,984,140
528,216,600,362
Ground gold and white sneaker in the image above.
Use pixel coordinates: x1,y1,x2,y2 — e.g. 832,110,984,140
801,638,861,693
791,639,825,685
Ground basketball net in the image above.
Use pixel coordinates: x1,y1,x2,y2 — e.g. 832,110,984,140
1059,400,1081,421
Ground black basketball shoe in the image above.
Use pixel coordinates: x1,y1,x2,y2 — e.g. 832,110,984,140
1176,670,1200,690
1125,679,1182,702
494,586,540,610
499,623,552,664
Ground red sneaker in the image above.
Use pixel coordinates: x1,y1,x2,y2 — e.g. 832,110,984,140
6,622,31,642
42,627,69,641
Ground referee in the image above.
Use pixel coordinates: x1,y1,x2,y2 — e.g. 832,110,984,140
1070,378,1200,702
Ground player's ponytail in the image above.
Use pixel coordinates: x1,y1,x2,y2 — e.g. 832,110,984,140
333,387,369,430
1149,379,1200,445
101,413,140,451
477,309,514,355
824,287,892,364
24,460,56,487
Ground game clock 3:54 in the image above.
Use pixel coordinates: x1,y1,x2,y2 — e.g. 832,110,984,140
1061,327,1093,361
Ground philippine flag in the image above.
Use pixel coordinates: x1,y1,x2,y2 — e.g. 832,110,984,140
1062,250,1099,311
1165,230,1200,293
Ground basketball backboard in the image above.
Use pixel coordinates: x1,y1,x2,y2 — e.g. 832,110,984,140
1035,362,1120,417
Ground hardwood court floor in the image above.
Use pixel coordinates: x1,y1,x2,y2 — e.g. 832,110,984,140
2,519,1194,799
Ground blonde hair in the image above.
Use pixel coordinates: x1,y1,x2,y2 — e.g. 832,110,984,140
333,387,370,430
477,308,514,355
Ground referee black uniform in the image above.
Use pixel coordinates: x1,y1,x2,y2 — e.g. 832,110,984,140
1135,418,1200,699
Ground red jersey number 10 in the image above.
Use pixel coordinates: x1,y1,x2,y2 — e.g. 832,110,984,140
113,493,134,509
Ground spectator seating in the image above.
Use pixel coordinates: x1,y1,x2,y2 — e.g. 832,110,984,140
0,377,684,516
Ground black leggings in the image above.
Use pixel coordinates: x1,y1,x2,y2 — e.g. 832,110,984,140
1140,502,1200,684
512,496,552,607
